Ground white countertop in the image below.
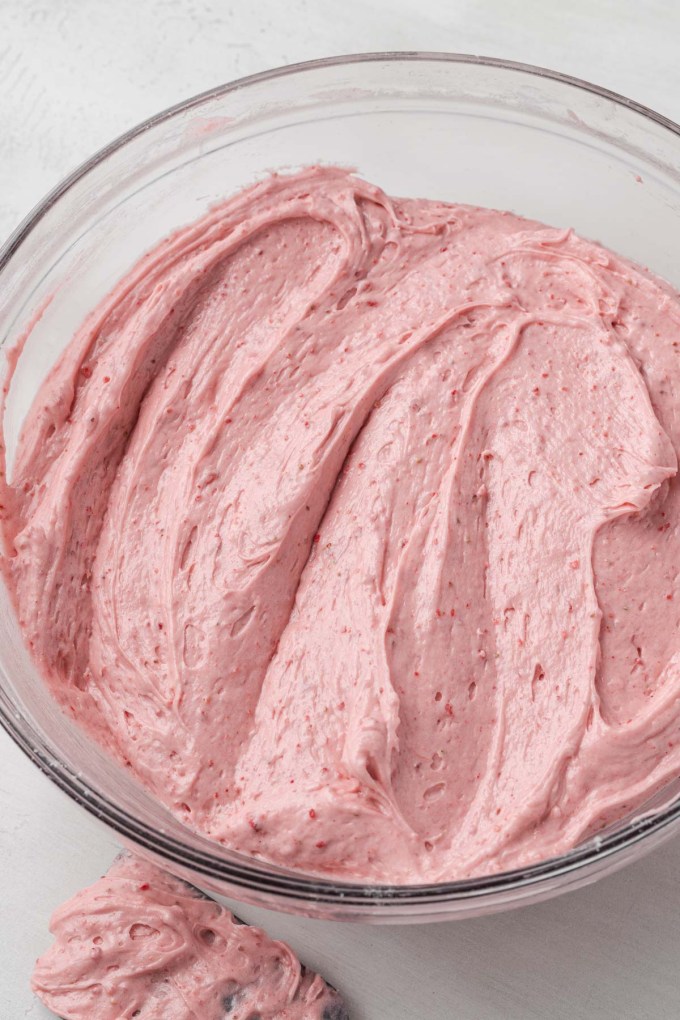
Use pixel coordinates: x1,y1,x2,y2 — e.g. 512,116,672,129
2,2,680,1017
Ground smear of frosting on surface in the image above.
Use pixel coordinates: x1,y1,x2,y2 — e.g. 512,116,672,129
32,854,347,1020
5,167,680,882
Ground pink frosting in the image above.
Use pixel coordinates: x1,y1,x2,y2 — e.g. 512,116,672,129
4,166,680,882
32,854,345,1019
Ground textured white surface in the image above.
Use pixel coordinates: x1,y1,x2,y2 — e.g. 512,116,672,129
2,1,680,1017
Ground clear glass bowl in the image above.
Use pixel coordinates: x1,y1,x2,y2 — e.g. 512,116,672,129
2,53,680,923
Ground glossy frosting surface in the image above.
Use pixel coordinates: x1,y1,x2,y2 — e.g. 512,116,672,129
5,167,680,881
32,854,346,1019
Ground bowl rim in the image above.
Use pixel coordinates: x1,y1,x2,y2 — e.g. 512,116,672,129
2,50,680,910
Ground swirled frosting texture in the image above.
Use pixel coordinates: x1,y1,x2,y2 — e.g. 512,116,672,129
32,854,346,1019
5,167,680,881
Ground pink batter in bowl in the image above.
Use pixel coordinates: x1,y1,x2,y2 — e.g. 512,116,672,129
2,53,680,922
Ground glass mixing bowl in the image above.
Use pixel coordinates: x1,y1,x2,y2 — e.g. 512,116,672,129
2,53,680,923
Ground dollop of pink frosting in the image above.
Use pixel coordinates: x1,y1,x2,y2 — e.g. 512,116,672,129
5,167,680,882
32,854,346,1020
